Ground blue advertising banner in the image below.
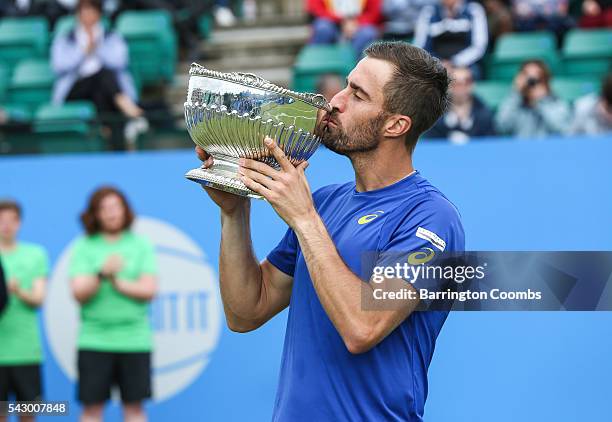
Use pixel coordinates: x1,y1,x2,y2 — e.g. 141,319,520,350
1,135,611,421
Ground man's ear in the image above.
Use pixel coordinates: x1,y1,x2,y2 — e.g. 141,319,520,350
384,115,412,138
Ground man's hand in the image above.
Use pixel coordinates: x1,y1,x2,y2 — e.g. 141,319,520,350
195,146,249,215
341,18,359,40
527,82,549,105
85,26,96,54
101,254,123,276
238,137,316,229
514,72,527,93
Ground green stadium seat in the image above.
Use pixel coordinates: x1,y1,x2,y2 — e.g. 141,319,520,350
33,101,103,153
488,31,560,80
0,17,49,67
2,103,32,123
34,101,96,133
8,59,54,112
198,14,213,40
562,29,612,78
116,10,177,85
473,80,512,111
551,77,600,103
0,63,10,102
292,44,356,93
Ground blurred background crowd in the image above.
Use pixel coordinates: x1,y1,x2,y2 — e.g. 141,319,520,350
0,0,610,153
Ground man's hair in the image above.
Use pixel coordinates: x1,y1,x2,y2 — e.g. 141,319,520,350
519,60,552,87
364,41,451,151
602,72,612,106
77,0,103,13
80,186,134,235
0,200,21,218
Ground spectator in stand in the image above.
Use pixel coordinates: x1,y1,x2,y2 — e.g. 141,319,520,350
0,0,44,17
70,186,158,422
307,0,383,58
579,0,612,27
51,0,147,151
316,73,344,101
426,66,496,142
495,60,571,138
118,0,219,60
570,72,612,135
512,0,575,43
381,0,437,41
214,0,238,27
0,200,49,411
483,0,514,44
414,0,488,79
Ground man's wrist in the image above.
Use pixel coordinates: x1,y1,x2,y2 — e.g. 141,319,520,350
220,201,250,220
292,209,323,236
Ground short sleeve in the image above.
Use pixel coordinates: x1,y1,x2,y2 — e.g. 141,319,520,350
138,238,157,275
373,198,465,307
381,199,465,254
33,247,49,279
69,238,96,277
267,228,299,277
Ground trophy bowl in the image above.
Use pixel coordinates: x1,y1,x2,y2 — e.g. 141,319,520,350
184,63,332,199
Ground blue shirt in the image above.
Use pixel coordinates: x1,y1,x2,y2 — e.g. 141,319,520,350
267,171,465,421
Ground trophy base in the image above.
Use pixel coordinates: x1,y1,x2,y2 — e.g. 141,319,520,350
185,156,264,200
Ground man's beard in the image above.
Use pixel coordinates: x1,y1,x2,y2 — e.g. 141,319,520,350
321,111,389,156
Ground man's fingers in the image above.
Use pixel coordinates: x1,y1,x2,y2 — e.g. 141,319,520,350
297,161,309,172
194,146,214,168
195,146,209,162
239,157,279,179
264,137,293,172
240,174,272,198
201,156,214,169
238,167,278,190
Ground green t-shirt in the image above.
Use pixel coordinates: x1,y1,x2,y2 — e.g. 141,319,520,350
69,231,157,352
0,243,49,365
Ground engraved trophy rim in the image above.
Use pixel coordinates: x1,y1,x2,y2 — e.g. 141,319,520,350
188,63,333,112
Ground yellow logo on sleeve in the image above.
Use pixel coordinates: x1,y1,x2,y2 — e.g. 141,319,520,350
407,248,436,265
357,210,385,225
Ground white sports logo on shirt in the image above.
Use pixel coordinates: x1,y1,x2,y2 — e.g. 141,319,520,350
416,227,446,251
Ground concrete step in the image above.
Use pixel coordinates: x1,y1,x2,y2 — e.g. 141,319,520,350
218,15,307,30
187,52,296,73
202,25,309,58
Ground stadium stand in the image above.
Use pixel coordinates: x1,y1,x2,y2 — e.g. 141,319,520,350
292,44,356,93
115,10,177,86
561,28,612,78
8,59,54,112
0,16,49,69
0,0,610,154
33,101,101,153
487,31,560,80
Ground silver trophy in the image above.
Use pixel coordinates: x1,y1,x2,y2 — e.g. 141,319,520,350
184,64,332,199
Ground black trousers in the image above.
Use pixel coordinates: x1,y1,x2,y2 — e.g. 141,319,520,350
67,68,125,150
67,68,122,114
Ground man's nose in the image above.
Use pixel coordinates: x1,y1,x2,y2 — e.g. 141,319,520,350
329,89,347,113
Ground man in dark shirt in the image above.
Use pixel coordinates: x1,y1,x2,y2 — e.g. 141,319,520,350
414,0,488,79
426,66,496,142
